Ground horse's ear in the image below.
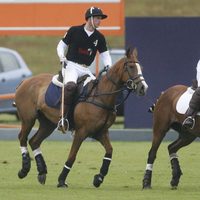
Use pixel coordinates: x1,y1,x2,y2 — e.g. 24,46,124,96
133,48,138,57
126,47,132,58
126,47,137,58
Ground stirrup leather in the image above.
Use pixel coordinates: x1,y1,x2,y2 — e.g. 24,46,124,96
182,116,195,129
57,118,69,134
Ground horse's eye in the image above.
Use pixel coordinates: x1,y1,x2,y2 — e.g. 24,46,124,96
128,63,135,68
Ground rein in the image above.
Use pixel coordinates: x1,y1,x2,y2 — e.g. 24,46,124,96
85,87,132,112
89,60,143,97
84,60,140,111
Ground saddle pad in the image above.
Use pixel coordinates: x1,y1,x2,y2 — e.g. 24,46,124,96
45,82,61,109
45,74,93,110
176,87,199,115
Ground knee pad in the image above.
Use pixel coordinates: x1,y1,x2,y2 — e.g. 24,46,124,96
190,87,200,110
64,82,77,105
64,82,77,93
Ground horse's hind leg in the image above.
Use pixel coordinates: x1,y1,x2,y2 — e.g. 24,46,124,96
18,119,35,179
93,131,113,188
168,134,196,189
29,112,57,185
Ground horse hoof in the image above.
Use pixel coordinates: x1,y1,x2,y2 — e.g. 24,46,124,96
93,174,104,188
171,186,177,190
170,178,180,189
37,174,46,185
57,180,68,188
142,179,152,189
18,170,28,179
142,181,152,189
142,184,152,190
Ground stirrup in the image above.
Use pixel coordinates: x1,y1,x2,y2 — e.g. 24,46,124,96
57,118,69,134
148,103,155,113
182,116,195,129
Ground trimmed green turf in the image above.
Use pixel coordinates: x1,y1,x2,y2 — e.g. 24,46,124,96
1,2,200,198
0,140,200,200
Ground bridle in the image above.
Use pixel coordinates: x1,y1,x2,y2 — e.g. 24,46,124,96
83,59,145,111
125,61,145,91
106,60,145,92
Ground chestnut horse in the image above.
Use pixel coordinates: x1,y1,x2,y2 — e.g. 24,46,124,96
15,48,148,188
142,84,200,190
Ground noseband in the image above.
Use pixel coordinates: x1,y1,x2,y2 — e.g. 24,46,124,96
124,61,145,91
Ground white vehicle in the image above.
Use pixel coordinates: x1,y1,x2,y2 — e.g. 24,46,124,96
0,47,32,115
90,49,125,74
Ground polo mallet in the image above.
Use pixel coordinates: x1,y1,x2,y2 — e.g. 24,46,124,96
57,61,69,133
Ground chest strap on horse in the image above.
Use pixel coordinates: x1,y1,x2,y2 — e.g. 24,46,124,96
85,100,116,112
115,89,132,109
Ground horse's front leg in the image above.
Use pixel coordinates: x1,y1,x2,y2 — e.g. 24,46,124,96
57,133,85,188
143,129,166,189
93,131,113,188
143,148,155,189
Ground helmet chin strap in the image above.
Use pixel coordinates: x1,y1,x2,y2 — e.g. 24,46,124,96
90,16,96,29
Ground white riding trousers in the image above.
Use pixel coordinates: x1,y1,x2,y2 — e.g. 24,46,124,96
62,61,96,85
196,60,200,87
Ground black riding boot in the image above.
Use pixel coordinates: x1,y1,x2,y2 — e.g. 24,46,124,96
57,81,77,133
182,87,200,129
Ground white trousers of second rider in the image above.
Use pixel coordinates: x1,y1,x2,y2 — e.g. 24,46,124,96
196,59,200,87
62,61,96,85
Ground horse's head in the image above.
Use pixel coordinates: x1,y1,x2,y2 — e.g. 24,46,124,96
122,47,148,96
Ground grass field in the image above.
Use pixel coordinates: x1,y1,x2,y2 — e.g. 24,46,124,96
1,140,200,200
1,2,200,199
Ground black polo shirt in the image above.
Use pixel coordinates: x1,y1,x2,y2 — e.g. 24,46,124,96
62,24,108,66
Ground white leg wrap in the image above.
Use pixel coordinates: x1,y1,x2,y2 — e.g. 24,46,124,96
169,153,178,160
146,163,153,171
20,146,28,155
64,165,71,170
104,157,112,161
33,148,42,157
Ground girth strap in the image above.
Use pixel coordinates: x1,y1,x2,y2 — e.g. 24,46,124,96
84,100,116,112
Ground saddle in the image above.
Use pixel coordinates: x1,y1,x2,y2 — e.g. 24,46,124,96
45,71,96,130
176,87,200,116
176,79,199,114
176,87,194,114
